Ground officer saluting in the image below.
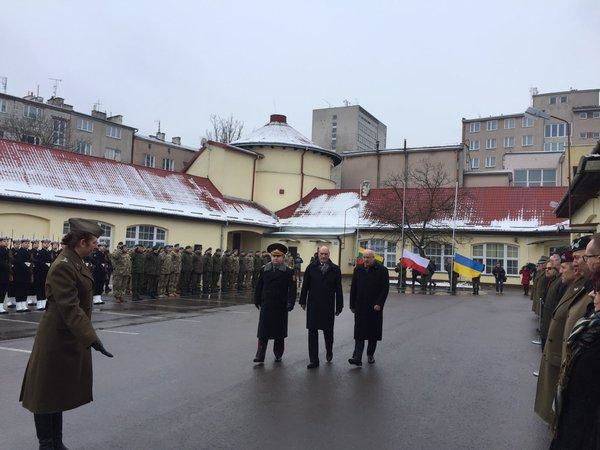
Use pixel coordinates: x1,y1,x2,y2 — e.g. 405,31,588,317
20,218,114,449
253,243,297,364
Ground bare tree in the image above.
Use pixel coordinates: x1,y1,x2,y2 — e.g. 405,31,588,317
203,114,244,144
367,158,469,255
0,114,80,150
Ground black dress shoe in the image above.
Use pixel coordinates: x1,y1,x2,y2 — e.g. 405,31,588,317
307,362,319,369
253,358,264,363
368,355,375,364
274,356,282,362
326,352,333,362
348,358,362,366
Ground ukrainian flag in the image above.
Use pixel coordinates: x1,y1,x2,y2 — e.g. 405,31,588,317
453,253,485,279
358,247,384,263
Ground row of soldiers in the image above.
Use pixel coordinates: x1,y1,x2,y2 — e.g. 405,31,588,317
0,237,61,313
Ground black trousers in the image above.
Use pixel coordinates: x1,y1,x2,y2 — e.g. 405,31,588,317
256,338,285,360
33,273,47,300
308,328,333,363
495,279,504,292
353,339,377,360
0,281,7,301
34,412,63,447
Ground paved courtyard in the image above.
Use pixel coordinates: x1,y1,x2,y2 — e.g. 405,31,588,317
0,287,551,449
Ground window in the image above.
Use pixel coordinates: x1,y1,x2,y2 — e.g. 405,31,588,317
485,138,497,149
560,96,567,103
332,114,337,120
105,147,121,161
522,135,534,146
544,123,566,138
549,97,557,105
64,221,112,247
593,111,600,119
485,156,496,168
593,132,600,139
52,118,67,147
544,142,565,152
0,99,6,113
331,140,336,150
503,136,515,148
469,122,480,133
76,118,93,132
522,116,534,128
75,140,92,155
359,239,397,269
126,225,166,248
580,132,588,139
469,140,480,151
106,125,122,139
504,118,515,129
143,154,155,168
514,169,556,186
472,243,519,275
579,112,588,119
162,158,174,171
486,120,498,131
415,243,453,272
470,157,480,169
22,134,40,145
23,104,41,119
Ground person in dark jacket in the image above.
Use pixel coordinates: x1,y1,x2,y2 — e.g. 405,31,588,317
492,263,507,294
32,239,52,310
253,243,296,364
299,246,343,369
89,245,107,305
348,249,389,366
0,237,10,314
14,238,33,312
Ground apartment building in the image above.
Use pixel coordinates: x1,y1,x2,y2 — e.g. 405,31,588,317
133,132,199,172
312,105,387,153
462,88,600,186
0,92,136,163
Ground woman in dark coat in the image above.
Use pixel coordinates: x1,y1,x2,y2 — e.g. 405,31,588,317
20,218,113,449
253,243,296,364
349,249,389,366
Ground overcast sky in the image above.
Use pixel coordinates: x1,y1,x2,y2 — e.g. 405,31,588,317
2,0,599,149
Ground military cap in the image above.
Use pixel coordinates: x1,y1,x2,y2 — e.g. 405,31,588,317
205,247,212,253
21,238,31,243
32,239,39,243
165,244,173,248
185,245,192,250
267,243,288,256
174,244,180,248
571,235,591,252
41,238,51,243
537,255,549,264
560,250,574,263
215,248,221,252
67,218,103,237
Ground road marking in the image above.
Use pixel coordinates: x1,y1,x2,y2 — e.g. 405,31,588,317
0,346,31,354
100,330,140,335
0,317,39,325
144,303,200,311
94,310,144,317
173,318,206,323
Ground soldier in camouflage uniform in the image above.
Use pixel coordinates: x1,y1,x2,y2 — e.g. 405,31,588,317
237,251,246,290
191,246,203,295
110,243,130,303
158,245,173,298
229,250,238,291
130,245,145,301
169,245,182,297
124,247,132,296
180,246,194,295
244,251,254,290
211,249,222,293
221,250,231,293
253,250,262,289
202,248,213,294
144,246,160,298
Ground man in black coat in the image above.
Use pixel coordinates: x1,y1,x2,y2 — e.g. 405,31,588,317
349,249,389,366
253,243,297,364
14,239,33,313
0,237,10,314
299,246,343,369
89,245,107,305
32,239,52,310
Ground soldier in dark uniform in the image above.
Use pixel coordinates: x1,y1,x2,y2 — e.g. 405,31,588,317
32,239,53,310
252,250,262,289
14,238,33,312
89,244,107,305
27,240,40,307
191,245,203,295
180,246,194,295
211,249,222,293
144,246,160,299
253,243,297,364
6,239,19,309
20,218,114,449
50,241,60,262
0,237,10,314
202,248,213,294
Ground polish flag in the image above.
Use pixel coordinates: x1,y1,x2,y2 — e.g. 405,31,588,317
400,249,430,274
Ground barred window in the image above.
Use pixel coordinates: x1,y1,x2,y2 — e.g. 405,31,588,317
125,225,166,248
359,239,396,268
472,243,519,275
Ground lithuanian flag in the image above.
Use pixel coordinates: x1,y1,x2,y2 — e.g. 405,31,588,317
357,247,384,263
453,253,485,278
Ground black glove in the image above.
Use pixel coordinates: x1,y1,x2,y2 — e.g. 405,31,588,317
91,340,114,358
335,307,343,316
287,303,294,312
255,304,260,310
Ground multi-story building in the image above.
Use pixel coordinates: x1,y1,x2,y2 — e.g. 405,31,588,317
0,92,136,163
312,105,387,153
133,132,198,172
461,88,600,185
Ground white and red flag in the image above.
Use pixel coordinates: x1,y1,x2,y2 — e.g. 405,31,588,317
400,249,430,274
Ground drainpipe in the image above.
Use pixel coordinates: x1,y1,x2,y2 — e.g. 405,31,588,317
251,157,257,201
299,148,307,205
336,236,343,268
375,140,381,188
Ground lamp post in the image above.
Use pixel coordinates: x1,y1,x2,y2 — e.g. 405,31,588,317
525,107,572,223
342,203,360,250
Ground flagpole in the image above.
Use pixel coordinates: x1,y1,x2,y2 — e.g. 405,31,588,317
399,139,407,291
450,179,459,292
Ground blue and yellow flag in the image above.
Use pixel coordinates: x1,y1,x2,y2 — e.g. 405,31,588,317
453,253,485,279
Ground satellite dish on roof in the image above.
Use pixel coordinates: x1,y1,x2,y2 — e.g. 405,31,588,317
200,138,208,145
549,201,559,208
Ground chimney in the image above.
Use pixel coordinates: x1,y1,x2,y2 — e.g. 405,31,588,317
155,132,165,141
171,136,181,145
270,114,287,124
47,97,65,107
107,114,123,124
92,110,107,120
23,93,44,103
360,180,371,198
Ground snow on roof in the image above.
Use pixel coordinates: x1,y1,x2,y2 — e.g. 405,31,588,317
135,134,199,152
231,114,342,165
0,139,277,227
277,187,569,234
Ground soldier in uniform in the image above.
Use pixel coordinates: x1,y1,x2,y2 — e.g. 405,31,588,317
540,257,566,348
144,246,160,299
14,238,33,312
158,245,173,298
252,250,262,289
230,250,239,291
169,245,182,297
238,251,247,291
202,248,213,294
89,244,107,305
180,246,194,295
19,218,113,449
531,255,549,316
221,250,231,293
0,237,10,314
27,240,40,308
6,239,19,309
191,245,203,295
211,249,222,293
253,243,297,364
50,241,60,261
130,245,145,301
110,242,129,304
32,239,53,311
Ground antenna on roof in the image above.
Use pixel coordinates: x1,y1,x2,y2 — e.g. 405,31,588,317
93,100,102,112
0,76,6,93
156,120,161,133
343,99,350,107
322,99,331,107
49,77,62,97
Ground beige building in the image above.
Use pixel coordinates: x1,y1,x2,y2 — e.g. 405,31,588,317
133,132,198,172
0,92,136,163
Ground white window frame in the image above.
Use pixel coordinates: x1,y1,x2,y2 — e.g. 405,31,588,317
105,147,122,161
106,125,122,139
593,111,600,119
413,243,453,273
23,104,41,119
76,118,93,133
484,156,496,168
486,120,498,131
75,140,92,155
0,99,6,113
544,123,566,138
126,225,166,248
162,158,174,171
52,118,68,147
579,112,588,119
543,141,565,152
469,140,480,151
560,96,567,103
522,116,534,128
469,122,480,133
503,136,515,148
593,132,600,139
485,138,497,150
522,135,534,147
143,153,155,168
472,243,519,276
470,157,480,169
359,239,397,269
504,118,515,129
580,132,588,139
514,168,556,187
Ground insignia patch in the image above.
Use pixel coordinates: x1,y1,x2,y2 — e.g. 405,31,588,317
60,257,69,263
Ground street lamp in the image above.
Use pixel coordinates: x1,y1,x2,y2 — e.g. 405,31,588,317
342,203,360,249
525,107,572,222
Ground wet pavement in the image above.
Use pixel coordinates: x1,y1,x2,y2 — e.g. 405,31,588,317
0,287,551,449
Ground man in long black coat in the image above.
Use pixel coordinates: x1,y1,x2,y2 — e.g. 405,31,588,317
349,249,389,366
253,243,296,364
14,239,33,313
299,246,343,369
0,237,10,314
32,239,52,310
